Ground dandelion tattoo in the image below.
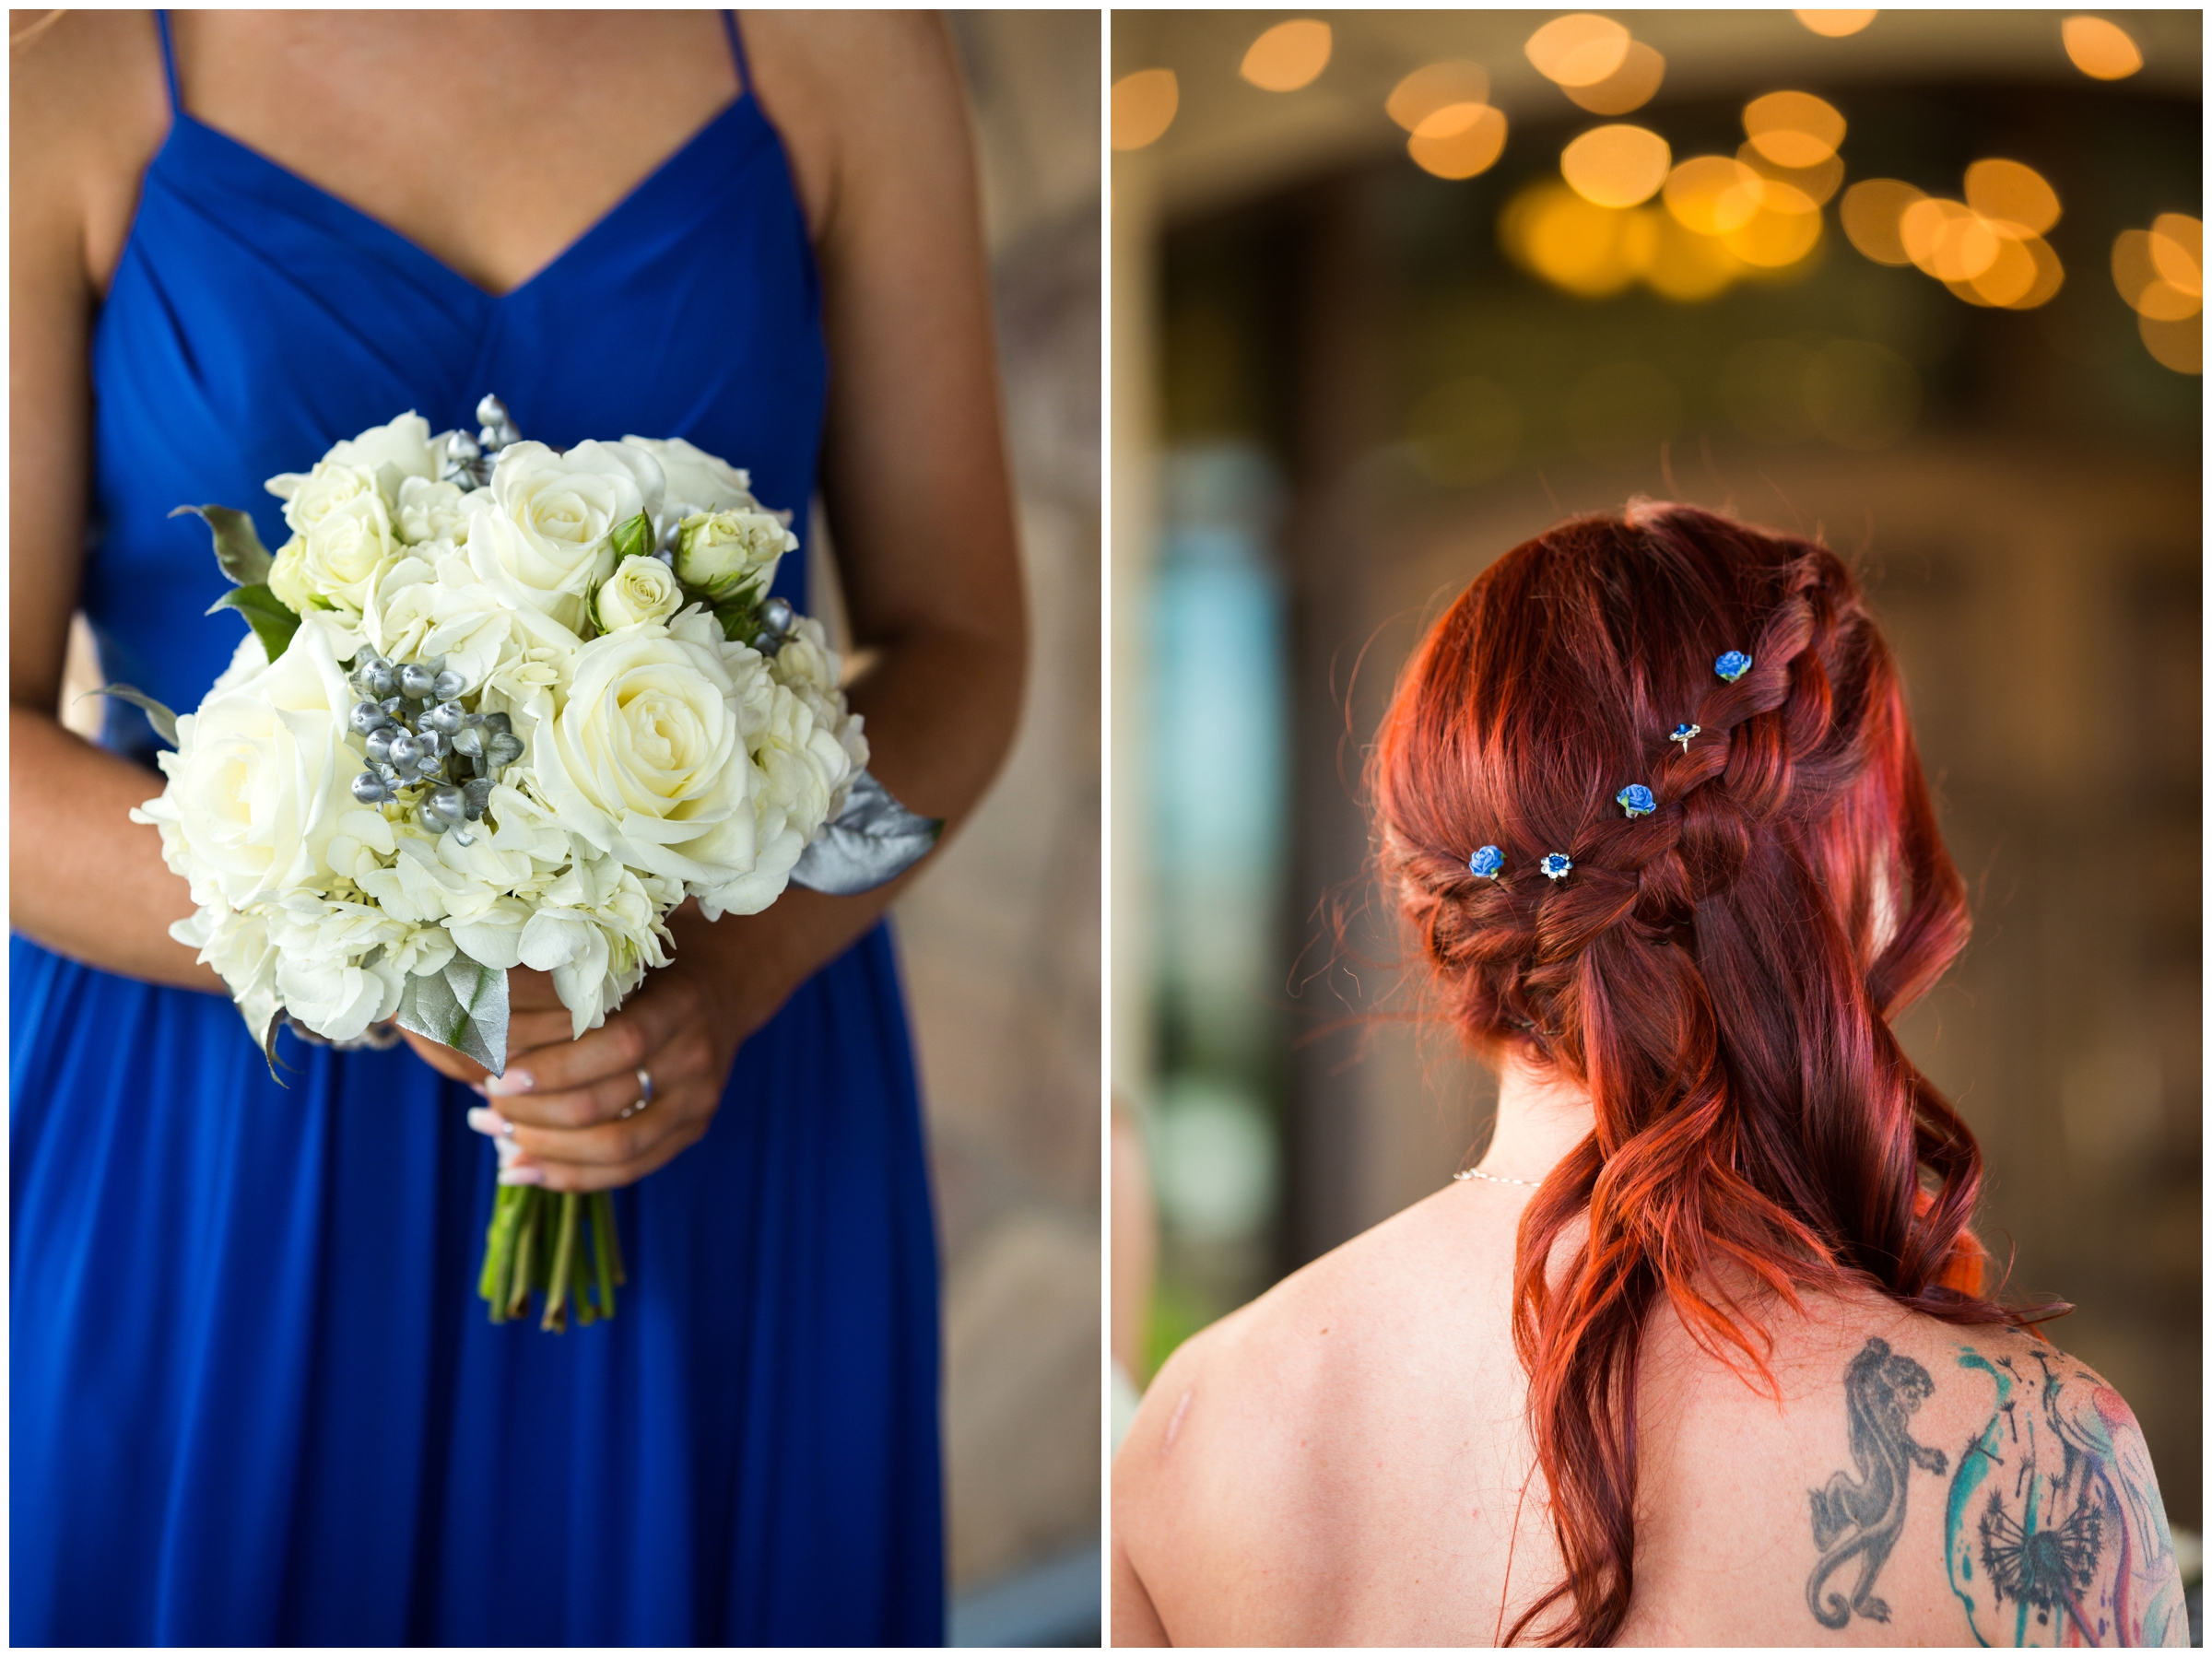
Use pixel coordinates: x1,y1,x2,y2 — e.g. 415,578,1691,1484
1805,1337,1950,1628
1943,1347,2185,1646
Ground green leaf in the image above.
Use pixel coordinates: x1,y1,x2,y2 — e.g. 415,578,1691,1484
394,951,510,1075
712,600,757,643
609,511,652,564
207,582,301,661
169,503,275,586
80,682,180,747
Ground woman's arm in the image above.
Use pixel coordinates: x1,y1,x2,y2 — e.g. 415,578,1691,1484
9,11,218,988
430,14,1028,1189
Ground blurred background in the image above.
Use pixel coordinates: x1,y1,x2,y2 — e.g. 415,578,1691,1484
1110,6,2200,1609
55,9,1104,1647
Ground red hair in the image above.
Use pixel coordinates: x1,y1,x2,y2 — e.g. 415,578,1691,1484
1371,503,2058,1644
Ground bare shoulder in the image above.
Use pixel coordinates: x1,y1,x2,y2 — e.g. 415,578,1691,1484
11,9,168,287
1113,1185,1514,1643
1628,1301,2188,1648
737,12,969,244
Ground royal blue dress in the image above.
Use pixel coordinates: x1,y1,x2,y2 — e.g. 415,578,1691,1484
11,15,944,1645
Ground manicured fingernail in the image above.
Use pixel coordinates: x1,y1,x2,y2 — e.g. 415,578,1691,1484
495,1135,524,1167
466,1107,509,1137
497,1164,545,1186
485,1071,535,1097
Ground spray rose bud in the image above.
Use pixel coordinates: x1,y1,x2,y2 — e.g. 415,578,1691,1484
673,509,795,604
593,554,684,631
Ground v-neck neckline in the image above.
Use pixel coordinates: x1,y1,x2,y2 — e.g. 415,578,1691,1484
159,97,756,305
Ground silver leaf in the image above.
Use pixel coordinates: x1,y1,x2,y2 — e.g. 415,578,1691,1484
789,770,944,897
82,683,181,748
395,952,510,1075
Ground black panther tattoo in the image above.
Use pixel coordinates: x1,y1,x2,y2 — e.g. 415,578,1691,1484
1805,1337,1949,1628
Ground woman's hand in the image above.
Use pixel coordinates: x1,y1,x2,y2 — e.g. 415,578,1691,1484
402,959,736,1193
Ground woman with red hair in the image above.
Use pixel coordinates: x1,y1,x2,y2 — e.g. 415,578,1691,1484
1112,503,2184,1646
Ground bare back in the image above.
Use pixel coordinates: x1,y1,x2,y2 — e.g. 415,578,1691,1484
1112,1179,2187,1647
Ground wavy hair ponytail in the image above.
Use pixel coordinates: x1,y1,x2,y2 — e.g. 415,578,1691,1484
1371,503,2058,1644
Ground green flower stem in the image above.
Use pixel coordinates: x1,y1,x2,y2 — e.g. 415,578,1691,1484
541,1191,581,1333
591,1191,618,1322
506,1191,540,1322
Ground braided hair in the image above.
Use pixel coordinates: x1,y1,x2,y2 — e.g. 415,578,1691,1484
1372,502,2058,1645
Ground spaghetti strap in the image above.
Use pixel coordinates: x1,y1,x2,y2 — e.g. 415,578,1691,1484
721,10,752,98
153,10,182,115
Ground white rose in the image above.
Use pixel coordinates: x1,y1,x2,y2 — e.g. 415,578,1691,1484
395,476,483,546
363,546,577,701
324,411,439,484
466,441,663,631
620,434,759,516
269,492,397,617
593,555,683,631
521,623,758,888
268,460,382,541
266,414,438,515
673,509,796,604
132,613,362,910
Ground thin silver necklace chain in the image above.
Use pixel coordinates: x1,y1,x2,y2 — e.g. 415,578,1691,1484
1453,1164,1542,1188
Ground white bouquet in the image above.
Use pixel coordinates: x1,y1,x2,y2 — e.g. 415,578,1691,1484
112,399,939,1330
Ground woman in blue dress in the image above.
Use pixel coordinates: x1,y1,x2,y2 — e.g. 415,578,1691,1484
11,10,1026,1644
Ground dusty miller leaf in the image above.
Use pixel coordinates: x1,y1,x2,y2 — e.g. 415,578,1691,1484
170,503,275,586
395,952,510,1076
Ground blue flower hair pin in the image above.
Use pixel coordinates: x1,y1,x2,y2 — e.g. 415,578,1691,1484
1715,650,1752,683
1670,723,1700,754
1468,844,1504,880
1540,852,1573,881
1617,783,1655,818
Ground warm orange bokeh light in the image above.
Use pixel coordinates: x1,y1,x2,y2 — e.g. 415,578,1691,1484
1241,19,1333,92
2138,313,2202,374
1561,124,1672,209
1744,91,1847,169
1387,62,1489,132
1794,10,1877,36
1723,205,1825,269
1664,156,1767,236
1963,159,2061,236
1525,14,1631,88
1111,69,1179,151
1839,179,1926,265
2062,16,2143,79
1409,103,1509,181
1739,143,1845,208
1565,41,1665,115
2114,221,2205,322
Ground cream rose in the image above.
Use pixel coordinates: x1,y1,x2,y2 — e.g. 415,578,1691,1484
266,413,438,520
521,622,759,888
267,491,398,617
593,555,683,631
619,434,759,516
674,509,795,604
132,613,362,910
466,441,664,631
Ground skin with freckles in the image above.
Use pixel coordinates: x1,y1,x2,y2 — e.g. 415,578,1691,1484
14,11,1028,1190
1110,1052,2182,1647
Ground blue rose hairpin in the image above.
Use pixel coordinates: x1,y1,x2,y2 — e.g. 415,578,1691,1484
1670,723,1700,754
1468,844,1504,880
1617,783,1655,818
1714,650,1752,683
1540,852,1573,881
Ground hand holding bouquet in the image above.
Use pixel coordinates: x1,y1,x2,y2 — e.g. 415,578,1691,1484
116,399,938,1329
